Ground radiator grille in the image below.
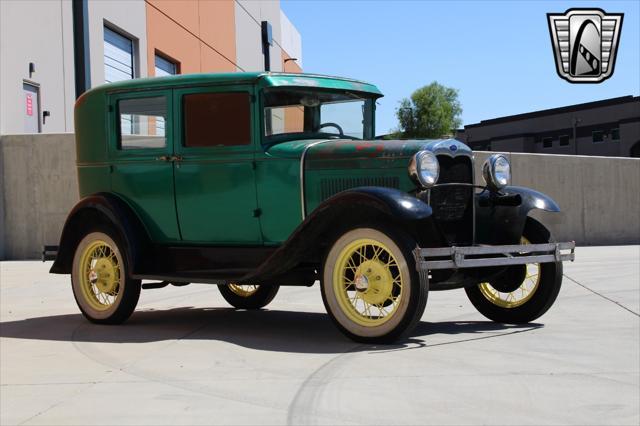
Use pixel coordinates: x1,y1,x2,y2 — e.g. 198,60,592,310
320,176,400,200
431,156,473,221
430,155,474,244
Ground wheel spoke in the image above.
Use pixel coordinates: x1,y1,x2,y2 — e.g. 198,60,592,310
478,258,542,309
372,245,383,261
334,238,406,326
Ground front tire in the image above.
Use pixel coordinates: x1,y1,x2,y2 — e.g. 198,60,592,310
71,230,141,324
218,284,279,309
321,225,428,344
465,218,563,323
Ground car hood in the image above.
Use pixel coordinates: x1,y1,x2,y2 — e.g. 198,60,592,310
265,138,472,160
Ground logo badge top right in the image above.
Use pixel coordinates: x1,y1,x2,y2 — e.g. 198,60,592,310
548,8,623,83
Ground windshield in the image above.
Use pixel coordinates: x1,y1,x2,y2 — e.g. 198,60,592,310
262,88,375,144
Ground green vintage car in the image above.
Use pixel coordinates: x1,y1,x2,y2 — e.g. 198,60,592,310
50,72,574,343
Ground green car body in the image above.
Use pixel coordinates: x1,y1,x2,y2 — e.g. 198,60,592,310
52,72,575,343
73,72,387,244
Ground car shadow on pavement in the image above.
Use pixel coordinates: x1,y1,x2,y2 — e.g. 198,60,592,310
0,307,542,354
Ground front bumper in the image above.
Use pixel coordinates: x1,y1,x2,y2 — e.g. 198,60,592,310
414,242,575,270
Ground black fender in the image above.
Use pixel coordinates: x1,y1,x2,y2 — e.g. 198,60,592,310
240,187,435,283
504,186,560,214
320,186,433,221
50,193,151,275
475,186,560,245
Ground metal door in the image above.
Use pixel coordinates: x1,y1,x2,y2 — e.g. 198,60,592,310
23,82,40,133
173,86,262,244
108,90,181,243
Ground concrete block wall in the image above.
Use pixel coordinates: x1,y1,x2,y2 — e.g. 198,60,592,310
0,135,638,260
474,151,640,245
0,134,78,260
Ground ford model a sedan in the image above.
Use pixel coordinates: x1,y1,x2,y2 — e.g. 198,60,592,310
51,72,574,343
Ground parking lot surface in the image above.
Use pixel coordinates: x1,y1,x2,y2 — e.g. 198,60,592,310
1,245,639,425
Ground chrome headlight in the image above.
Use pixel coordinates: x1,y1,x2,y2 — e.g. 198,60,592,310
408,150,439,188
482,154,511,191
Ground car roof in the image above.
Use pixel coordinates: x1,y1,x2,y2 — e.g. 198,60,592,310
81,72,383,99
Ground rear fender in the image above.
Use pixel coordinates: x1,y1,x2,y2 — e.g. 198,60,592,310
50,193,150,275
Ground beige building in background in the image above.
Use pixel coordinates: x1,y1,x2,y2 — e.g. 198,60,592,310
0,0,302,259
0,0,302,135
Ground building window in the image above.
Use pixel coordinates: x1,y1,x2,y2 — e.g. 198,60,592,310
183,93,251,147
611,128,620,141
104,26,134,83
117,97,167,150
153,54,177,135
542,137,553,148
559,135,570,146
155,53,178,77
592,130,604,143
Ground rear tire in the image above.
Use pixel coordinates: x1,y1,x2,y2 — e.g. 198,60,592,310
71,229,141,324
218,284,279,309
321,224,428,344
465,218,562,323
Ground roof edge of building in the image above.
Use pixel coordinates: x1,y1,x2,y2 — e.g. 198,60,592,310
465,95,639,129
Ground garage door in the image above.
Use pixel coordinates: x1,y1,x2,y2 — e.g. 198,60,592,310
104,26,133,83
104,26,135,134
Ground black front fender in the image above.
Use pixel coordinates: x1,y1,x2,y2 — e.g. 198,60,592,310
241,187,435,283
504,186,560,214
319,186,433,221
476,186,560,245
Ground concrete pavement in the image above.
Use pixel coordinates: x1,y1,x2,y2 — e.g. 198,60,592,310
1,245,639,425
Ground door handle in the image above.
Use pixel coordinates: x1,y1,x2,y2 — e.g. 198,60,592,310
155,155,183,162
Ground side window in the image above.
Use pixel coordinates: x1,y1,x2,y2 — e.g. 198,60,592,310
183,92,251,148
118,96,167,150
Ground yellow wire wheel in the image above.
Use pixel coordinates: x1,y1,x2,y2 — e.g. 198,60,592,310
477,237,541,309
71,231,138,322
228,284,260,297
465,218,562,324
218,282,280,309
322,227,420,340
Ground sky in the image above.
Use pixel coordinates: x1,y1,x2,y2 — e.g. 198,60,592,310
281,0,640,135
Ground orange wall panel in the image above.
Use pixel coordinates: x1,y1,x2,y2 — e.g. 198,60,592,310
147,0,199,35
198,0,236,64
282,50,302,73
282,50,303,132
201,43,235,73
146,4,200,76
284,107,304,133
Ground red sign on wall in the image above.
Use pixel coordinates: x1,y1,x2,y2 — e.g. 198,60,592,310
26,94,33,116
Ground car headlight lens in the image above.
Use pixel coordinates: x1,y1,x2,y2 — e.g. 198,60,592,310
482,154,511,191
409,151,439,188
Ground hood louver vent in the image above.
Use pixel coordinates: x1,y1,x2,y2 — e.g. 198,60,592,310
320,177,400,200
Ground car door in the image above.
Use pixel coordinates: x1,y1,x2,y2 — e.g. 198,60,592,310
173,85,262,244
108,90,181,243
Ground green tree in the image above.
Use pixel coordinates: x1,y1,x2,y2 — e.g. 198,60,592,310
395,82,462,139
